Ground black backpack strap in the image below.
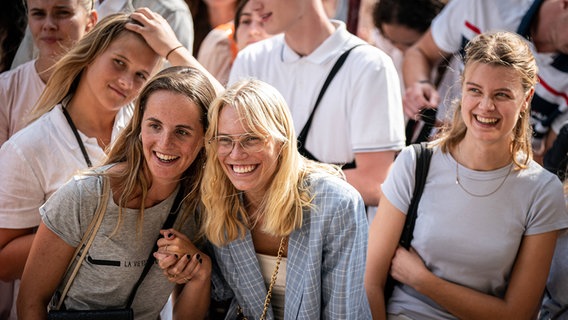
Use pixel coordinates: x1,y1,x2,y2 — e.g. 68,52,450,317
399,143,433,248
297,44,364,169
125,186,185,307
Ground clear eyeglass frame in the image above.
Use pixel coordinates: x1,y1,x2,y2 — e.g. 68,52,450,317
209,133,268,156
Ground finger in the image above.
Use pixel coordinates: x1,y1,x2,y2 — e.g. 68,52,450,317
154,252,179,269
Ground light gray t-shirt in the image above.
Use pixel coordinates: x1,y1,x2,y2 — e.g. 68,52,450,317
382,145,568,319
41,172,200,320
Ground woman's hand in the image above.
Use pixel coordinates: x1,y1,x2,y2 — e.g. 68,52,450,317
154,229,211,285
126,7,184,59
389,246,431,290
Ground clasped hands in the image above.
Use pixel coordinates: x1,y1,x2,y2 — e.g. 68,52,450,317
154,229,210,285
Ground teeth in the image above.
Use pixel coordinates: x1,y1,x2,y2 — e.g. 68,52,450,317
476,115,498,124
156,152,178,162
233,165,256,173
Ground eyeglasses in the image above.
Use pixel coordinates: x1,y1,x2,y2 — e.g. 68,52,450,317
209,133,267,155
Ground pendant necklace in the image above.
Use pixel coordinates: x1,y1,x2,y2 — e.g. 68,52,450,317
455,148,513,197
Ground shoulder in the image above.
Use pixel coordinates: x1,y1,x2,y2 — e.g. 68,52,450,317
235,35,283,61
308,172,363,205
4,105,64,148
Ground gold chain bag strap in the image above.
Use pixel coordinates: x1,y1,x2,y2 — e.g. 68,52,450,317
237,236,288,320
52,176,110,311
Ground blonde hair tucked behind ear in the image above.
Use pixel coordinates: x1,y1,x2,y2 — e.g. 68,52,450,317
436,31,538,169
27,13,155,123
201,79,343,246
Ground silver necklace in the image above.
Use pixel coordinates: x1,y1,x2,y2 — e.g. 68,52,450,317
455,160,513,197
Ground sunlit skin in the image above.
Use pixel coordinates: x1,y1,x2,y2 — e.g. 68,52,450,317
142,90,205,189
216,105,281,205
250,0,308,36
74,32,161,116
381,23,423,52
460,62,532,149
28,0,96,60
235,0,271,50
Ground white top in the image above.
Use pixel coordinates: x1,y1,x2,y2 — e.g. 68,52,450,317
229,21,405,163
0,103,132,229
256,253,286,320
0,60,45,146
430,0,568,135
382,145,568,319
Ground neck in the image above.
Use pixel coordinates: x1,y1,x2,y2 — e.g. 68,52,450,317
66,94,116,149
207,3,235,27
284,11,335,56
35,55,60,83
453,138,513,171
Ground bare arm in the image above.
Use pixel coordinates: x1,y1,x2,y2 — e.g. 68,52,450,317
343,150,396,206
402,30,450,119
391,232,558,319
364,197,407,320
0,228,35,281
126,7,224,94
17,223,75,320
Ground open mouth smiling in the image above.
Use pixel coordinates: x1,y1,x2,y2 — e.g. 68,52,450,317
155,151,179,163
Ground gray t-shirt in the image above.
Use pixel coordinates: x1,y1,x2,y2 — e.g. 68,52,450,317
41,172,200,320
382,145,568,319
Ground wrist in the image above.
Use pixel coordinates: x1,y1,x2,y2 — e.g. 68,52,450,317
165,44,184,60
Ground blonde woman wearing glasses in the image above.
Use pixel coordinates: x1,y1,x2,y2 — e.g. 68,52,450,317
157,79,371,319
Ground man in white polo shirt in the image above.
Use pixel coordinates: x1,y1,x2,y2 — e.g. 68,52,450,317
229,0,405,207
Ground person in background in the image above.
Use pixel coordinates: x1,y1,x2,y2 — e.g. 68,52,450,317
539,178,568,320
186,0,237,57
229,0,405,208
372,0,449,144
197,0,270,85
11,0,195,68
365,31,568,319
158,79,371,319
402,0,568,161
0,0,98,146
18,66,216,319
0,9,199,317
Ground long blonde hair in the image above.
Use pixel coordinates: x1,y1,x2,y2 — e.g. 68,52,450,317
27,13,155,123
436,31,538,169
100,66,216,234
202,79,342,246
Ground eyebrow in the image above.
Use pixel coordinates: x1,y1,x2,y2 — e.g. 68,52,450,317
465,82,514,92
146,117,196,131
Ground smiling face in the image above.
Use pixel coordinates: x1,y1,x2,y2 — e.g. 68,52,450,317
27,0,96,60
461,62,531,148
235,0,270,50
141,90,205,187
80,31,160,113
216,104,281,204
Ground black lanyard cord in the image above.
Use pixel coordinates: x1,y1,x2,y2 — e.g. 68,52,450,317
62,107,93,168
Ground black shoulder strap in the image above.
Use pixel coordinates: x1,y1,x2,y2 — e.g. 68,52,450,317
297,44,364,165
399,143,433,248
125,186,185,307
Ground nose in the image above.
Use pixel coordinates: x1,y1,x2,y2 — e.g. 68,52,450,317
43,14,58,31
228,141,247,158
479,96,495,111
117,74,134,91
159,131,175,147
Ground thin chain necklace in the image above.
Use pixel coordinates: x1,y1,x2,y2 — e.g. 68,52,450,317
237,236,287,320
455,154,513,198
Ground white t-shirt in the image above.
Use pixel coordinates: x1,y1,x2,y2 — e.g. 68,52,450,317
0,60,45,146
229,21,405,164
382,145,568,319
0,103,132,229
430,0,568,135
